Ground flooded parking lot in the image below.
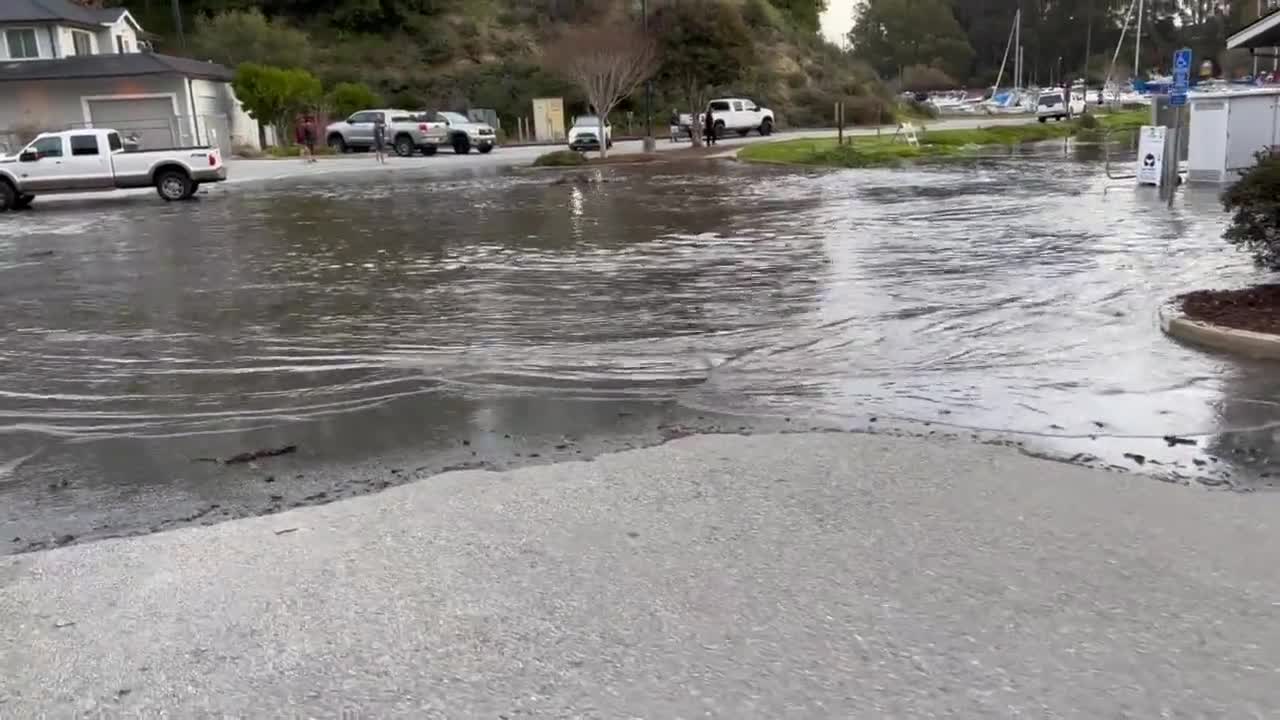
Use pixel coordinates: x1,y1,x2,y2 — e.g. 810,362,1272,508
1,151,1276,550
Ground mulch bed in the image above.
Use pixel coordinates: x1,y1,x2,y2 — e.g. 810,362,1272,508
1180,284,1280,335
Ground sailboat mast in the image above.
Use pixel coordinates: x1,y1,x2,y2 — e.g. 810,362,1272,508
1014,9,1022,90
1133,0,1143,79
992,8,1019,95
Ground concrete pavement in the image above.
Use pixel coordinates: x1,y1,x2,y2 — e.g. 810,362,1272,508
2,432,1277,717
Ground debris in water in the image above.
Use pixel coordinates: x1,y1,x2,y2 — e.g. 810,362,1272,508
26,250,55,258
1123,453,1147,465
53,620,76,629
224,445,298,465
274,527,298,536
1163,435,1197,447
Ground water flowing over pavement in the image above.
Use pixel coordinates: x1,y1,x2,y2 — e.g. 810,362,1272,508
0,147,1276,550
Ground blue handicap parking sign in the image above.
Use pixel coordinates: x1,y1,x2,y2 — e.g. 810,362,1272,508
1171,48,1192,106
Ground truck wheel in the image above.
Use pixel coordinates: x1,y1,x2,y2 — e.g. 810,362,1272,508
13,194,35,210
1038,117,1047,124
328,134,347,153
0,181,17,212
759,119,773,136
155,169,193,202
478,144,494,154
452,133,471,154
394,135,414,157
713,120,725,138
421,144,438,156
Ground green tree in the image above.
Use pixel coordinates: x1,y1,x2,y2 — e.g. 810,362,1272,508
651,0,755,147
327,82,383,119
769,0,827,34
232,63,323,147
850,0,974,80
189,9,312,68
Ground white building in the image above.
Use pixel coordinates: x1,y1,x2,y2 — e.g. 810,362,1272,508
0,0,261,154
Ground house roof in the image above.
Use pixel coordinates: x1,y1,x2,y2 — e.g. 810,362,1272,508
1228,8,1280,50
0,52,234,83
0,0,111,28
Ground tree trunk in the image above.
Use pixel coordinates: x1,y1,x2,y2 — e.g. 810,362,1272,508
686,76,704,148
598,114,609,159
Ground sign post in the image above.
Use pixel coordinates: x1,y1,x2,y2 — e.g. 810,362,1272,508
1167,47,1192,205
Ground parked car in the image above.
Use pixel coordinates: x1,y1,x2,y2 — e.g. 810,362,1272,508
325,109,445,156
705,98,775,137
0,128,226,210
567,115,612,151
420,111,498,154
1036,89,1085,122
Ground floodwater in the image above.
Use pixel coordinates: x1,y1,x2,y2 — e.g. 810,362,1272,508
1,148,1277,551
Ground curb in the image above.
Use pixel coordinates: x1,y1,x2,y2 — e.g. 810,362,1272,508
1159,299,1280,360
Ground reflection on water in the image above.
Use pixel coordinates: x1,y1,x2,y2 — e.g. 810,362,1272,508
0,153,1276,544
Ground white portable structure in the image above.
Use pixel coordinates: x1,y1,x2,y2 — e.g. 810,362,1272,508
1186,87,1280,184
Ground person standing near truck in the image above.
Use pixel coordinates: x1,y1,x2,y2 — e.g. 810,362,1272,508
373,114,387,164
703,107,716,146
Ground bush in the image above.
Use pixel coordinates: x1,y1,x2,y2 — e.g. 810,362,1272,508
533,150,588,167
742,0,788,31
327,81,382,119
1222,152,1280,269
902,99,940,119
900,65,958,93
1076,112,1100,129
844,95,896,125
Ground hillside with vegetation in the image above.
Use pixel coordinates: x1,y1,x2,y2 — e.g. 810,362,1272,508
107,0,895,132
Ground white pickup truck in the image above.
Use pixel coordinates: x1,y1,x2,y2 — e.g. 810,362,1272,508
0,128,227,212
706,98,775,137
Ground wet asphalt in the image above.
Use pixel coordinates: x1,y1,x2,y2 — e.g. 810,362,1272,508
1,142,1277,553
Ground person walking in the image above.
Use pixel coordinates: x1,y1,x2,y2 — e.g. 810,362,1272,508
301,115,317,164
669,108,681,143
703,106,716,146
373,113,387,164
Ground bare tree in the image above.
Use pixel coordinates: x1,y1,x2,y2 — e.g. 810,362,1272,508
543,21,658,159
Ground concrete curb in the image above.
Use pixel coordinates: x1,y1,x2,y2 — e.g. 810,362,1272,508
1159,298,1280,360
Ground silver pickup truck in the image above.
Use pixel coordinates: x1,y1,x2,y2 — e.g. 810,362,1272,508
0,128,227,211
325,109,447,156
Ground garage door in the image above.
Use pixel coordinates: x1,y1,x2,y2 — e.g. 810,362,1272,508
87,97,179,150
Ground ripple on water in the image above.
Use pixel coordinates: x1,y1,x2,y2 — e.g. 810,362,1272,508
0,158,1276,491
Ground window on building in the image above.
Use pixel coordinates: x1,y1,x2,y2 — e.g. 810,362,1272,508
30,137,63,158
5,29,39,59
71,31,92,56
70,135,100,156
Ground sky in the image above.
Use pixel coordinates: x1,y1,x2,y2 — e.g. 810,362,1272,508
820,0,856,47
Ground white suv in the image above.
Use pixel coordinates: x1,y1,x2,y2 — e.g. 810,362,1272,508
706,98,774,137
1036,89,1085,123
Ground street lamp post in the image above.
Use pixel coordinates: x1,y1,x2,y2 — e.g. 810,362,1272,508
642,0,655,152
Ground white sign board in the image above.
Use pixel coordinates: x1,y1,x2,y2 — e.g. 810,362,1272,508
1136,125,1167,186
